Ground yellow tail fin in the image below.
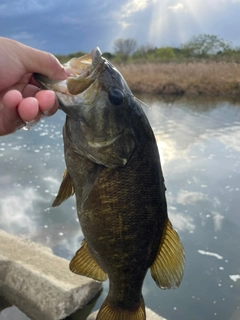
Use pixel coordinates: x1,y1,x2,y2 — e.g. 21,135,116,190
96,296,146,320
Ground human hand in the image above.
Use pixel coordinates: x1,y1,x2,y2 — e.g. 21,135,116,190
0,37,68,135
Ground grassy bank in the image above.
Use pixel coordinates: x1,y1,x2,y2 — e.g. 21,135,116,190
115,61,240,97
56,52,240,97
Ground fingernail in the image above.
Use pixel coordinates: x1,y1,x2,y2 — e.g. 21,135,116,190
42,111,50,116
64,67,73,76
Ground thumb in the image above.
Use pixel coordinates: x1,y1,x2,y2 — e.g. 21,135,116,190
18,42,68,81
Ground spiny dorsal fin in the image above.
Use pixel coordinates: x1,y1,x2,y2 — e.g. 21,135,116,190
70,240,107,282
52,169,74,207
150,219,185,289
96,296,145,320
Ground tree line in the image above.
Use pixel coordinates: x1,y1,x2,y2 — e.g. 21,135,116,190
55,34,240,64
103,34,240,63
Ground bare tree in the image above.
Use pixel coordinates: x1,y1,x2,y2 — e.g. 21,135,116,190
113,38,137,60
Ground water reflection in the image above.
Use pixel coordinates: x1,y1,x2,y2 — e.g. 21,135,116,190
0,97,239,320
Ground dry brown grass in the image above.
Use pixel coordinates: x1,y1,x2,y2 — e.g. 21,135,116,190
116,61,240,96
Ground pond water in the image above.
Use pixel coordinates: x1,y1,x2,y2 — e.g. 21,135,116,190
0,96,239,320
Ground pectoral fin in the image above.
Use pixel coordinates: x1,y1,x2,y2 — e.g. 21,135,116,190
70,240,108,282
150,219,185,289
52,169,74,207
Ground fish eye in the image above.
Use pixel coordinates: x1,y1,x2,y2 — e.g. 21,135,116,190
108,88,124,106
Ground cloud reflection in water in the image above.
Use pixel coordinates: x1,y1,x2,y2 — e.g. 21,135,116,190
0,186,45,235
0,98,240,320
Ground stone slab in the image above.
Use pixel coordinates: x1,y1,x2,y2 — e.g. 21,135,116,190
87,307,167,320
0,229,101,320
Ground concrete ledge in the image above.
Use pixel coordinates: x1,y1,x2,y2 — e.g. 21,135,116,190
0,229,101,320
87,307,167,320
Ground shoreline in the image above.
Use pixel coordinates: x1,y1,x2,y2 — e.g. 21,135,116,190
115,61,240,97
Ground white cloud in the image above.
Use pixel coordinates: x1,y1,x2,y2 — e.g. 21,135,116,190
212,125,240,152
221,0,240,2
44,176,60,186
174,190,225,232
212,211,224,231
168,3,184,11
118,0,157,28
176,190,208,205
122,0,150,16
169,212,196,232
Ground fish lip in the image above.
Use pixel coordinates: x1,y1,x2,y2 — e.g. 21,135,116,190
33,47,105,121
33,46,103,94
65,46,102,78
90,47,102,68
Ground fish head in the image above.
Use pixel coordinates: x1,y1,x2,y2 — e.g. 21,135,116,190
34,47,141,167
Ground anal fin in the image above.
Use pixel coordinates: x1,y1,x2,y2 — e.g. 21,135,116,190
52,169,74,207
150,218,185,289
70,240,107,282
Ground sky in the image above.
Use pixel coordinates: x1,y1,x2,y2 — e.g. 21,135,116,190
1,0,240,55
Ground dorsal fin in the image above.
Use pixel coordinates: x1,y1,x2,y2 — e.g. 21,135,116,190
150,219,185,289
52,169,74,207
70,240,107,282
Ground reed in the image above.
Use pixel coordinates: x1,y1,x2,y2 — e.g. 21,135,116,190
116,61,240,96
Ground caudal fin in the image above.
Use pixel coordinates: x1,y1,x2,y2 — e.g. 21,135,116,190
96,296,146,320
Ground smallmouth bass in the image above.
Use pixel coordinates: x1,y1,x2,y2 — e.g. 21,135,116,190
34,47,185,320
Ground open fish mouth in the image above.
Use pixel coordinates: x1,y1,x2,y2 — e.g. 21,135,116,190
34,47,104,96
